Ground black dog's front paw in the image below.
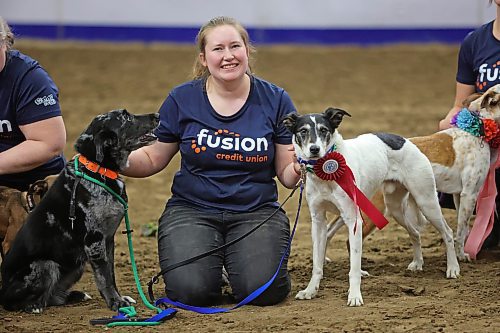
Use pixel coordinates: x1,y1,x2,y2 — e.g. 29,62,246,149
24,303,44,314
66,290,92,304
109,295,136,311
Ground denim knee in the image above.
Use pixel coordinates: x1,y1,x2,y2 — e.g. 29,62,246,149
165,280,218,306
248,273,291,306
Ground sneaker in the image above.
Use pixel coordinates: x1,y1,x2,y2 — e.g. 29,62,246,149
481,218,500,249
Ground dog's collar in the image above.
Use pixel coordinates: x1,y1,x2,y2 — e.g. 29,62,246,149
77,155,119,180
297,145,337,169
25,192,36,212
451,108,500,148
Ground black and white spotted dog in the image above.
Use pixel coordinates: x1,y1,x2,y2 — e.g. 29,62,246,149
282,108,460,306
0,109,159,313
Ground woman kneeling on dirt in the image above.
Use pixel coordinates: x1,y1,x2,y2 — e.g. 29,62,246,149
124,16,301,306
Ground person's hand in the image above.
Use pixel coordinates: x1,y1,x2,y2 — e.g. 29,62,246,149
439,105,463,131
438,117,453,130
288,146,301,176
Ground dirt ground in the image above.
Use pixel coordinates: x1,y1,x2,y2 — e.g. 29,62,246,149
1,40,500,333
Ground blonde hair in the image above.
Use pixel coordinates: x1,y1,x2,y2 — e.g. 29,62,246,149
192,16,255,80
0,17,14,50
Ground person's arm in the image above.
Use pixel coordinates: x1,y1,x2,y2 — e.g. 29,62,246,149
438,82,475,130
0,116,66,175
275,143,301,189
122,141,179,177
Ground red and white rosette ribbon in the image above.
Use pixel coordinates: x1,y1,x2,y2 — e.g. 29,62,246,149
313,152,389,230
313,151,346,181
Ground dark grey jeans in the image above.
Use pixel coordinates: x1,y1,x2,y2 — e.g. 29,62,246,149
157,204,291,306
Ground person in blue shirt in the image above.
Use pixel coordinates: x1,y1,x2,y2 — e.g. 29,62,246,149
124,16,301,306
0,17,66,191
438,0,500,250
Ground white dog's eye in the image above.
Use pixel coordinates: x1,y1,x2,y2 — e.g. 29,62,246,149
319,127,328,134
299,128,308,135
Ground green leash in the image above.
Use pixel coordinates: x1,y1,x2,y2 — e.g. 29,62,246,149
73,157,175,327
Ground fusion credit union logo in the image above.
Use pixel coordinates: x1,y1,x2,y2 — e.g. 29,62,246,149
192,128,270,162
477,61,500,90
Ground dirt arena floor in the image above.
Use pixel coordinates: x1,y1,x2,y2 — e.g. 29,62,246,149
1,40,500,333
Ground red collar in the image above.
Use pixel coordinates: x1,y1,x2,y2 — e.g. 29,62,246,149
78,155,119,180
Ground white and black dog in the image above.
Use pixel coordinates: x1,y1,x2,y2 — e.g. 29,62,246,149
0,109,159,313
282,108,460,306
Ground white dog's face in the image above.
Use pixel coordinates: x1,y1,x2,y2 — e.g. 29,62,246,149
282,108,351,160
292,115,335,160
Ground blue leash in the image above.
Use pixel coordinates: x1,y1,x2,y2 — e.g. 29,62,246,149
154,178,305,313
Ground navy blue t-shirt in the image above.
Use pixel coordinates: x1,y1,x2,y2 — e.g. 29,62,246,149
155,76,296,212
457,20,500,93
0,50,65,190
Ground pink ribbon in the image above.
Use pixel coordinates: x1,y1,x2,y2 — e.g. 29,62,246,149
464,149,500,259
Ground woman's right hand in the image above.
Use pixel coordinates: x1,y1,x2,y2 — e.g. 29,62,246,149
123,141,179,177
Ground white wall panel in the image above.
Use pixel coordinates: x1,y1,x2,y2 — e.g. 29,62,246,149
1,0,497,28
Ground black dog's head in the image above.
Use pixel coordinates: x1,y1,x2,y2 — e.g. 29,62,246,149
74,109,159,171
282,107,351,159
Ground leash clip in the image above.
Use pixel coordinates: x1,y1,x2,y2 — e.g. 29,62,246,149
296,164,307,187
294,164,307,189
69,216,75,230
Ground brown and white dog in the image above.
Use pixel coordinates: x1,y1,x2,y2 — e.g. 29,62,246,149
326,84,500,263
0,175,57,258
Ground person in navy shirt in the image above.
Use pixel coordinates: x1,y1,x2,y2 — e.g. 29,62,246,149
439,0,500,250
124,16,301,306
0,17,66,191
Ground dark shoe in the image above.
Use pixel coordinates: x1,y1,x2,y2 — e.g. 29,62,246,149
438,192,455,210
481,218,500,249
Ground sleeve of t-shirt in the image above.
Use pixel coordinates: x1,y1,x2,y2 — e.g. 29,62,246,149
16,67,62,125
456,31,476,85
154,94,181,143
275,90,296,145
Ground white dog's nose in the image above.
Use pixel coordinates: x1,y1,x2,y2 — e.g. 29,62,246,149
309,145,320,156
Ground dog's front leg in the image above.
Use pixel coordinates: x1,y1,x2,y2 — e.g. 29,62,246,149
84,231,130,310
455,189,477,262
296,207,328,300
104,236,136,306
345,207,363,306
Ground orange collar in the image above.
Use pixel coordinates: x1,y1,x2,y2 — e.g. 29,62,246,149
78,155,119,180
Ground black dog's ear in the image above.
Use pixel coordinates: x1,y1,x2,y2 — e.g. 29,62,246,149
281,112,299,132
94,131,117,163
324,107,351,129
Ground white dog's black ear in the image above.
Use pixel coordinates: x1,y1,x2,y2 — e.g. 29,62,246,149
281,112,299,132
324,107,351,129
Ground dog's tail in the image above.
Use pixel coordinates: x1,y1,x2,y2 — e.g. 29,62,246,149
0,260,60,311
0,276,34,311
